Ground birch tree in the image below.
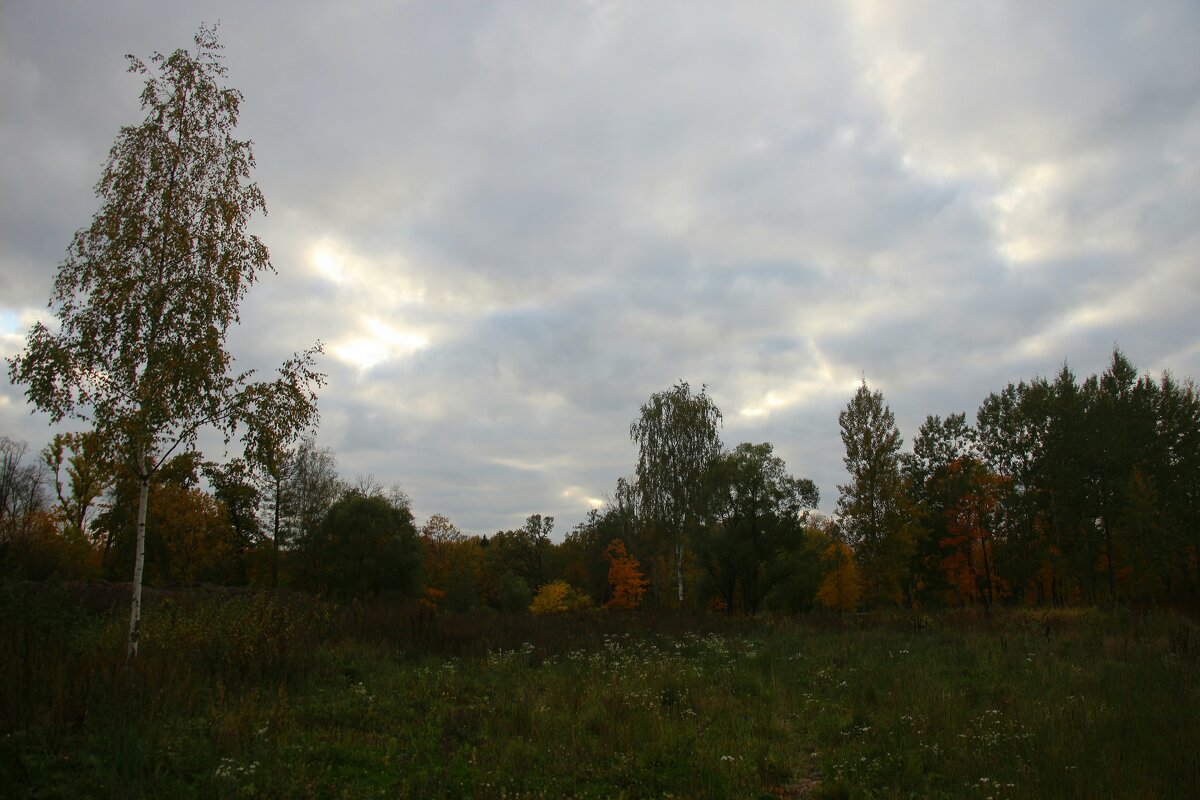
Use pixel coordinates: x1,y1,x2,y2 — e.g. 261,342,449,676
6,26,322,659
630,381,722,606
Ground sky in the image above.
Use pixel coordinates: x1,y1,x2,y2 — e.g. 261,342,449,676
2,1,1198,537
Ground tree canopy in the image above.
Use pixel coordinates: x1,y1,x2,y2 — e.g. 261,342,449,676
300,490,421,599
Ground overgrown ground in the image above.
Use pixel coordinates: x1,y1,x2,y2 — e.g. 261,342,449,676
2,584,1197,798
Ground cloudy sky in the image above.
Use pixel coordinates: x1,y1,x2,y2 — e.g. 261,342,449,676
2,1,1198,536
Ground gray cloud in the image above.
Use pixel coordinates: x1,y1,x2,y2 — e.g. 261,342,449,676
3,1,1198,534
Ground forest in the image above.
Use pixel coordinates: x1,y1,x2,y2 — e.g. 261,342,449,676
3,346,1199,619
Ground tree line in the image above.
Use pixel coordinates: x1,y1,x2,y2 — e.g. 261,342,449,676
4,345,1197,614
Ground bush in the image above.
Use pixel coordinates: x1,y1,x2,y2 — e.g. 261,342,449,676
298,492,422,599
530,580,592,614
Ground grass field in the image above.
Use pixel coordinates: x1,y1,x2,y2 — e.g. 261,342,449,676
2,584,1197,798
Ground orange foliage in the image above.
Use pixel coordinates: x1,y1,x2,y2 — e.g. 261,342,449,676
939,464,1010,608
604,539,649,610
420,585,446,610
938,545,980,606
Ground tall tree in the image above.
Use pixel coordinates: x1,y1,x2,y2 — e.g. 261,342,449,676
938,460,1010,610
6,27,322,659
1151,373,1200,600
203,457,261,584
42,432,113,544
420,513,464,593
902,413,977,606
0,438,44,534
281,436,343,584
146,483,237,585
697,442,818,614
630,381,723,606
836,381,914,606
488,514,555,593
1088,349,1156,603
558,509,615,604
903,413,976,494
0,437,50,571
238,434,339,589
300,490,421,599
1032,367,1091,605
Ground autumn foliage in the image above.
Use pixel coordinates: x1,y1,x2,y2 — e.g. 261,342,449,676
816,541,861,613
4,347,1200,615
529,580,592,614
604,538,649,609
938,462,1010,609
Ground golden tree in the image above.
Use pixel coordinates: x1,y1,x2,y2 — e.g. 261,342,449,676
604,538,649,609
816,540,861,613
529,580,592,614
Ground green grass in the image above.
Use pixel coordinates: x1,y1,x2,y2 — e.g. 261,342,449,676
2,585,1197,798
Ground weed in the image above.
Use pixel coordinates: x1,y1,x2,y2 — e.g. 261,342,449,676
1,587,1196,798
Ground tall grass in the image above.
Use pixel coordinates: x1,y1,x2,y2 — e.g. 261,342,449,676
1,586,1196,798
0,583,326,796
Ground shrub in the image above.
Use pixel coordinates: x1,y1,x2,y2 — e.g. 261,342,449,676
530,580,592,614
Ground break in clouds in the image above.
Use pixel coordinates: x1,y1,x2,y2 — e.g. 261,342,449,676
2,0,1198,533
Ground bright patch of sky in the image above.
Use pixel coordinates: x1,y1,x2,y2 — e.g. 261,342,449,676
2,0,1197,535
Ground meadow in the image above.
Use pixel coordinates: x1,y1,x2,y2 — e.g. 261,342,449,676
1,584,1196,799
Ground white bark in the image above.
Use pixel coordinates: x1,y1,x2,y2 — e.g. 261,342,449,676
675,539,684,606
127,463,149,662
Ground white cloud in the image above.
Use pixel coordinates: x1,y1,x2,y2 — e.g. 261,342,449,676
1,0,1197,531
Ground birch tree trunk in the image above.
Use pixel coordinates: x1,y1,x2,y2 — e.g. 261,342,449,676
271,472,281,589
675,538,684,606
127,459,150,662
